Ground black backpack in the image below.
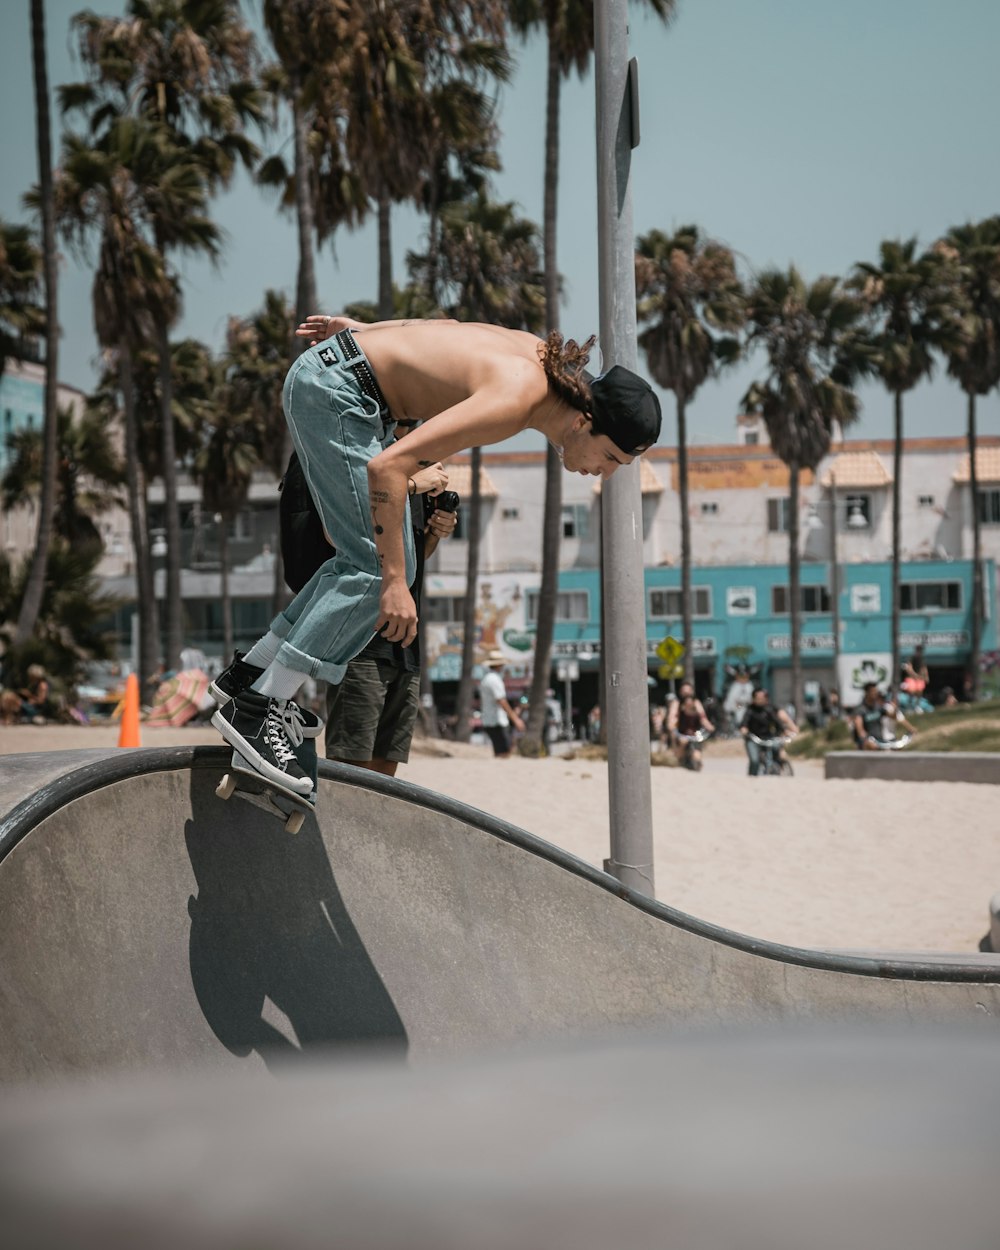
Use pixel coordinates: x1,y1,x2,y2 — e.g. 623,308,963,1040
279,451,334,593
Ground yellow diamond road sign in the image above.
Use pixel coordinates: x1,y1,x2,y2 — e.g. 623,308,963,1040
656,635,684,666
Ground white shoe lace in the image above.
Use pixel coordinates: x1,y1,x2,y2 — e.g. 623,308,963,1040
265,700,301,766
281,700,309,748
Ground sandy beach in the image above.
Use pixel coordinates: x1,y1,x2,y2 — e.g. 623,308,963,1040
2,723,997,955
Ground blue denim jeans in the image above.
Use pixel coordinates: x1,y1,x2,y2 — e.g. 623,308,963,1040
270,334,415,686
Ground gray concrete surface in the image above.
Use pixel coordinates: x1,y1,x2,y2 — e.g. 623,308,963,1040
825,750,1000,783
3,1027,999,1250
1,747,998,1085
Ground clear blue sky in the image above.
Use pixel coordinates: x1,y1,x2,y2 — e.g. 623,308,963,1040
2,0,998,450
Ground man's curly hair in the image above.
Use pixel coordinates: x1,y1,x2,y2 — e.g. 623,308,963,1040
537,331,597,413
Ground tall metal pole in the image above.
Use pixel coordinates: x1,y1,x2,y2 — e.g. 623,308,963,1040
830,472,841,701
595,0,655,897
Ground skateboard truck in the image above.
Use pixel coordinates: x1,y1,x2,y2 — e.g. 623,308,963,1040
216,748,316,834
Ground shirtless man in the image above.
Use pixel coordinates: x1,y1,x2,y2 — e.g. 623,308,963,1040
211,315,661,798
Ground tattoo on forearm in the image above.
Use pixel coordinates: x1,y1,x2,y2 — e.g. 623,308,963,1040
370,489,391,538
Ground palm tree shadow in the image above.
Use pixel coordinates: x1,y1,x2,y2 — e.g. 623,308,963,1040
185,768,407,1072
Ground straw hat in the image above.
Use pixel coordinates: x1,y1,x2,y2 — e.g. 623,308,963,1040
484,650,507,667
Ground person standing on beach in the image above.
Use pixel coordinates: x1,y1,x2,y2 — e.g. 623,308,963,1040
210,315,662,798
478,651,524,759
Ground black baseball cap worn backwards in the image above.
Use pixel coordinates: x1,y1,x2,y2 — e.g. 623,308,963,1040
585,365,662,455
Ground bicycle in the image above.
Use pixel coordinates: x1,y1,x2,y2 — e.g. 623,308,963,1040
747,732,794,777
675,728,711,771
861,733,913,752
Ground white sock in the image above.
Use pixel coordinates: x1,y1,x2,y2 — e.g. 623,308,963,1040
243,631,282,669
251,660,306,701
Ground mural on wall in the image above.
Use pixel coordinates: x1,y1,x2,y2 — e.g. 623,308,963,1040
424,574,533,681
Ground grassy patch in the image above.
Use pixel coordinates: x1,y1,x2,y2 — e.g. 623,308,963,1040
788,698,1000,758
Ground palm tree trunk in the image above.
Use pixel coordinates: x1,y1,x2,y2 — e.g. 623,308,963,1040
968,390,982,701
274,88,319,618
120,344,159,693
891,390,903,693
156,321,183,672
15,0,60,645
523,30,563,753
220,518,233,661
454,447,483,742
788,464,802,719
677,395,693,684
377,190,393,319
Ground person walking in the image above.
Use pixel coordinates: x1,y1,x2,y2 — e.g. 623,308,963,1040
210,315,661,798
478,651,524,759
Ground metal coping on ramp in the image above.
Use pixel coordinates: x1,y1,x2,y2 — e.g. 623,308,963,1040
1,745,998,986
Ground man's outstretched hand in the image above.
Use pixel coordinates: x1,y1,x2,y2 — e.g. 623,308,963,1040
296,314,365,346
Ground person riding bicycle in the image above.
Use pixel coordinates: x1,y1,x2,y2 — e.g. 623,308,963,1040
740,687,797,776
852,681,917,750
664,679,709,749
672,692,714,769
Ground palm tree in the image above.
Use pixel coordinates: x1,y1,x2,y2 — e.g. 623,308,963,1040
935,218,1000,700
2,400,124,556
636,226,744,683
54,117,189,687
742,268,863,716
194,390,260,662
850,238,949,693
506,0,673,749
14,0,61,647
0,219,44,376
65,0,263,671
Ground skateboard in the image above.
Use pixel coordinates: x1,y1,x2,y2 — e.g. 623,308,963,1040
215,738,318,834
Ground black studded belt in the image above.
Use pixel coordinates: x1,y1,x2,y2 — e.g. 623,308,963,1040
334,329,389,413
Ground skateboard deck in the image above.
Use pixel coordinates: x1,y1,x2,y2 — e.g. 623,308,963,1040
215,739,318,834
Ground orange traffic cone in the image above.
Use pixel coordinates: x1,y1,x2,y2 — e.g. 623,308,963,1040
117,672,142,748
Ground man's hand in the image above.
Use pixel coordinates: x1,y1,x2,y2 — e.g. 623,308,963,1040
427,507,458,540
296,313,365,345
376,579,418,647
410,462,448,496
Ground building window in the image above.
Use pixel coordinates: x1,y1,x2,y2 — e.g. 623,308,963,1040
561,503,589,539
918,494,935,508
227,509,255,543
425,596,466,623
526,589,590,623
767,498,790,533
700,502,719,516
771,585,831,615
899,581,962,612
977,489,1000,525
502,507,520,520
843,493,871,528
648,587,712,619
744,431,759,446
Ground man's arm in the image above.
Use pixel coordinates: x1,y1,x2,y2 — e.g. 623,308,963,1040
367,369,543,646
887,702,917,736
296,313,459,344
499,696,525,731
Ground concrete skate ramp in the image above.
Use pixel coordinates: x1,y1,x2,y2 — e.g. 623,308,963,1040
1,746,998,1083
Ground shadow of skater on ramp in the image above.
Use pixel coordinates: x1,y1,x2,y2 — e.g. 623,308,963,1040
185,767,408,1070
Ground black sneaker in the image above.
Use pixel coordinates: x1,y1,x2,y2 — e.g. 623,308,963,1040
212,690,315,797
210,650,323,738
210,650,264,705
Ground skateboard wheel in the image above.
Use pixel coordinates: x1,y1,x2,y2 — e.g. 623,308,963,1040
216,774,237,800
286,811,305,835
